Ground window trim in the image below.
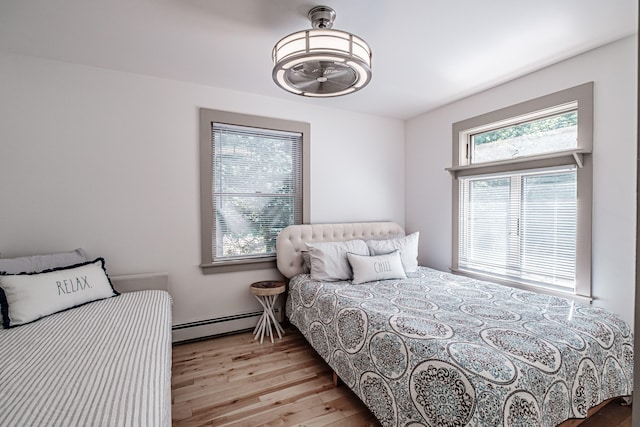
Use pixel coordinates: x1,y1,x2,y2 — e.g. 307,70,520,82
199,108,310,274
449,82,593,298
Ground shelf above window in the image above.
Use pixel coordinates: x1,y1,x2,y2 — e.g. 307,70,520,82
446,148,590,179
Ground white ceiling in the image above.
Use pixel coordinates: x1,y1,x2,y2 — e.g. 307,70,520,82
1,0,637,119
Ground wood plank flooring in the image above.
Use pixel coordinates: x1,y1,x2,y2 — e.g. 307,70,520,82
172,327,631,427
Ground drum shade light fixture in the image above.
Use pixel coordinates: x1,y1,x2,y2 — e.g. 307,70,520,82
272,6,372,97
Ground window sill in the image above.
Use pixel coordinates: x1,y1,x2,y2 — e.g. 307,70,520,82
446,148,590,178
449,267,592,304
200,257,277,274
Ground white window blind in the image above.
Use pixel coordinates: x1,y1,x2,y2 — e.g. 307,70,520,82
459,166,577,290
450,83,592,297
212,123,302,261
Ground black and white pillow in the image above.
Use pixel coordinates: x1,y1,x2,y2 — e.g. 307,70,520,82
0,258,119,328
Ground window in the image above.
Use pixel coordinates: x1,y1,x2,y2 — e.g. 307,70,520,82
469,109,577,164
449,83,593,298
199,109,310,273
459,167,577,291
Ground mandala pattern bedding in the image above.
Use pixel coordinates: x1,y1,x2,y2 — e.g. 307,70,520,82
286,266,633,427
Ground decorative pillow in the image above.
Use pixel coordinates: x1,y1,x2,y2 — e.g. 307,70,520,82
347,251,407,285
366,232,419,273
306,239,369,281
0,248,87,274
0,258,118,328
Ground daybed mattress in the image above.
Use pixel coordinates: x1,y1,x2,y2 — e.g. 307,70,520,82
0,290,172,427
286,266,633,427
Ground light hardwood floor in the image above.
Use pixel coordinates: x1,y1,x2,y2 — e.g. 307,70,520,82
172,327,631,427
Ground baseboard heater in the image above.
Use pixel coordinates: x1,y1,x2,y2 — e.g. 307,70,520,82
172,308,281,343
172,310,263,330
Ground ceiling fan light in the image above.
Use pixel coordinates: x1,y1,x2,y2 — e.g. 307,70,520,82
282,55,347,70
272,6,372,97
275,70,302,94
304,87,356,98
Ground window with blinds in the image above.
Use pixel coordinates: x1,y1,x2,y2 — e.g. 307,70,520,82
449,82,593,297
199,108,309,273
459,167,577,291
212,123,302,261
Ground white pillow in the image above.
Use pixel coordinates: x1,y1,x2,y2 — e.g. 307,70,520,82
0,248,87,274
306,239,369,281
0,258,118,328
366,232,419,273
347,251,407,285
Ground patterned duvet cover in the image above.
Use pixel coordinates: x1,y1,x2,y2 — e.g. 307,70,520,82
285,267,633,427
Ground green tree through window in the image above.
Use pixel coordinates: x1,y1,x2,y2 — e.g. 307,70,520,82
200,108,309,272
213,123,302,259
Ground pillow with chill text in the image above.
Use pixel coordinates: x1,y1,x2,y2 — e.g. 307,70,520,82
0,258,118,328
347,251,407,285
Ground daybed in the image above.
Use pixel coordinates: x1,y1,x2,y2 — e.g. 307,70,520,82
0,250,172,427
276,222,633,427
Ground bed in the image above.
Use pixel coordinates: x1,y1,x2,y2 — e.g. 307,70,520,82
0,250,172,427
276,222,633,427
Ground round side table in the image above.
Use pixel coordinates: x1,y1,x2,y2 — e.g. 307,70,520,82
250,280,286,344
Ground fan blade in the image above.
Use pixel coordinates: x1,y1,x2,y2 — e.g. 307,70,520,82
286,60,358,94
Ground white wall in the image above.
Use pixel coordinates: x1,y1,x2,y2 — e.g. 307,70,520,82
405,36,637,326
0,53,405,338
1,35,634,336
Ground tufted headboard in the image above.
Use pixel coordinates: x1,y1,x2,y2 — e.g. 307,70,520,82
276,222,405,279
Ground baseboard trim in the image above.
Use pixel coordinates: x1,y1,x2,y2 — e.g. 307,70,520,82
171,308,281,343
172,311,263,330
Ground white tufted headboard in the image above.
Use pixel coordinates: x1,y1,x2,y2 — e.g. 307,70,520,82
276,222,405,279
